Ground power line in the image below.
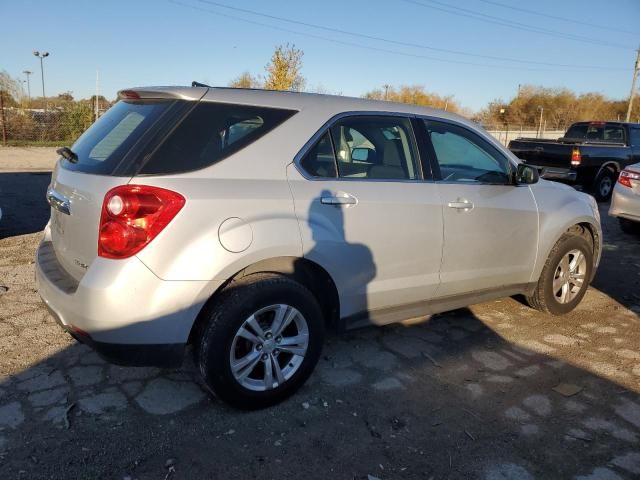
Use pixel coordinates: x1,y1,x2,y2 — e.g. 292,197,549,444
186,0,628,71
401,0,636,51
170,0,629,73
474,0,638,35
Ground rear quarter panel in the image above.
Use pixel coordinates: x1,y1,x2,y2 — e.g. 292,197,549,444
128,108,335,283
131,173,302,282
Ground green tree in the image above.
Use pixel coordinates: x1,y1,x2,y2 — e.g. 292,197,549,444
58,101,93,141
264,44,305,92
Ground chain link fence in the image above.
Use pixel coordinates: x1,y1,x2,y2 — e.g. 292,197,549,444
1,106,569,149
481,124,565,146
0,104,99,146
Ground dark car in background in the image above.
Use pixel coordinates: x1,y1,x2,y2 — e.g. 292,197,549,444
508,122,640,201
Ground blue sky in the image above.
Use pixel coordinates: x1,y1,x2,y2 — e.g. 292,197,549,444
2,0,639,111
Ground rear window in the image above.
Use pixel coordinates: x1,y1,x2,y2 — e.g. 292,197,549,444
140,102,297,174
565,123,625,143
62,100,174,175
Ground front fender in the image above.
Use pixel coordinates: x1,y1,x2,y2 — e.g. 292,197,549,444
530,181,602,283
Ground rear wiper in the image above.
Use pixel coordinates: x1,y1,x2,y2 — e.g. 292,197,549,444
56,147,78,163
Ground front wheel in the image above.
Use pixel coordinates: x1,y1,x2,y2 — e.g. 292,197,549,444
197,273,325,409
526,232,593,315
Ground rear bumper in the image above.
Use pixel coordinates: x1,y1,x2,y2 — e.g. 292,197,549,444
35,231,221,367
609,184,640,222
44,302,184,367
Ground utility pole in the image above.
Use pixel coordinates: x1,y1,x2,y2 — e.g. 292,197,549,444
22,70,32,102
383,84,390,100
625,47,640,122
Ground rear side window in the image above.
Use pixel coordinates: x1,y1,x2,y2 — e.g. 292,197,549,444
62,100,174,174
140,103,296,174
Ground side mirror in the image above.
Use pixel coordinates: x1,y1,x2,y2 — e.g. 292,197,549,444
351,147,373,162
515,163,539,185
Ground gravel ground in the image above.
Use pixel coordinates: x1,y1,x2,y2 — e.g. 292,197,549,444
1,164,640,479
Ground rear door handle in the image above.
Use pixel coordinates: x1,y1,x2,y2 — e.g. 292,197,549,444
321,194,357,206
447,199,474,211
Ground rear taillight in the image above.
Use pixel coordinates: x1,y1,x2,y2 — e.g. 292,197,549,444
98,185,185,259
571,148,582,166
618,169,640,188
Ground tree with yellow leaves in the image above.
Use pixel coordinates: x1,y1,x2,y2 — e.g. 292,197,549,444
229,72,261,89
263,44,305,92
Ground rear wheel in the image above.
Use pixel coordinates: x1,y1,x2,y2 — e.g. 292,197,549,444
197,273,324,409
591,168,616,202
526,232,593,315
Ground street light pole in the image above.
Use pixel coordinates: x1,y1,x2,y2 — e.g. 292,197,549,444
33,51,49,107
22,70,32,102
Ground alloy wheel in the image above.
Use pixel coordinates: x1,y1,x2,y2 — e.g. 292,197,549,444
553,249,587,304
229,304,309,392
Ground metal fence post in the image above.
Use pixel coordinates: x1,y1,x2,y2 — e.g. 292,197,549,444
0,91,7,146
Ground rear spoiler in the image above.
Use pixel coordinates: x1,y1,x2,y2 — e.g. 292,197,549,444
117,86,208,102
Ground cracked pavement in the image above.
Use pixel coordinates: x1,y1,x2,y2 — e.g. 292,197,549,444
1,162,640,479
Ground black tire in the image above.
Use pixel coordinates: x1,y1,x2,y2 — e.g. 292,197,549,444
197,273,324,409
591,168,616,202
526,232,593,315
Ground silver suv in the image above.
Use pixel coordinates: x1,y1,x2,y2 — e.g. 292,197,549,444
37,86,602,408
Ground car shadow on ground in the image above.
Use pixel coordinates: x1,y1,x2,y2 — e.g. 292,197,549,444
0,172,52,238
1,297,640,479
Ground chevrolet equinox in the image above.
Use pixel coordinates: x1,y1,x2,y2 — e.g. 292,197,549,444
37,86,602,408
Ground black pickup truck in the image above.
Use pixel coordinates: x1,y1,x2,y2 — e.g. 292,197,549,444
508,121,640,201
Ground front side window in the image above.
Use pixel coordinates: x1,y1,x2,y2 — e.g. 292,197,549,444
300,132,337,178
424,120,512,184
141,102,296,174
330,116,419,180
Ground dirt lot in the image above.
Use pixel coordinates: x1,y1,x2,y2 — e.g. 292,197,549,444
1,157,640,479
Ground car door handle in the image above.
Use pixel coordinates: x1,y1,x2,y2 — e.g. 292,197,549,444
321,195,357,206
447,200,474,211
